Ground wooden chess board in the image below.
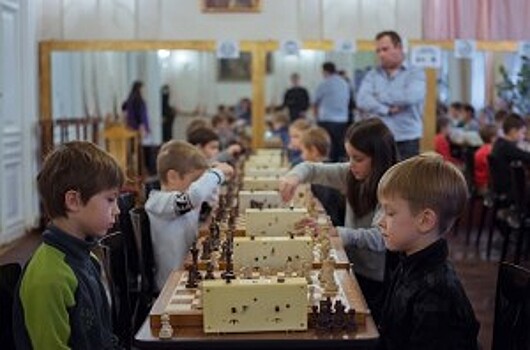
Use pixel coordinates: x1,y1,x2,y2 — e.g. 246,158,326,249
149,269,370,332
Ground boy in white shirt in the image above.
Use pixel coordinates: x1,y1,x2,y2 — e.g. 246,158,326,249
145,140,233,290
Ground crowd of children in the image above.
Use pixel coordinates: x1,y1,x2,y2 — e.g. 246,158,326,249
20,91,530,348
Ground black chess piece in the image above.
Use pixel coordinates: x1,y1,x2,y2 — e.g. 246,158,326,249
190,242,202,281
346,309,357,331
185,265,198,288
333,300,347,330
221,239,235,281
310,304,319,328
201,238,211,260
316,299,332,331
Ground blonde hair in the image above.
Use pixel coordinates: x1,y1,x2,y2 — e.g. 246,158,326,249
272,111,289,127
157,140,209,184
300,126,331,157
377,153,468,234
289,118,311,132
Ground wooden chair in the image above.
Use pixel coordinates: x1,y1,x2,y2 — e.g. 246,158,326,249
476,154,511,258
103,123,141,187
0,263,22,349
492,262,530,350
504,161,530,263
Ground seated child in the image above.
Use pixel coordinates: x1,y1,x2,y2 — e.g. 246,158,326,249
461,103,480,132
474,124,497,194
287,118,312,166
299,126,345,226
434,117,462,166
145,140,233,290
13,141,124,349
377,153,479,349
187,126,241,164
212,113,237,150
271,111,290,150
490,113,530,199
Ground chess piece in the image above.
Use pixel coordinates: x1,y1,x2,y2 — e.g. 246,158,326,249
320,237,331,261
284,258,294,277
204,261,215,280
221,239,235,281
185,265,198,288
333,300,347,330
302,261,312,284
310,304,319,327
201,237,211,260
322,258,338,296
346,309,357,331
316,298,332,331
158,313,173,339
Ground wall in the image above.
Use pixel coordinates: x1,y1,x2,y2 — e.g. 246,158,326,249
38,0,423,40
0,0,40,244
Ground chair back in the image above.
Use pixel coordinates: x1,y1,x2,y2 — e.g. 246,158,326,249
116,192,138,279
509,161,528,215
129,207,156,296
487,153,504,196
98,231,132,347
0,263,22,349
492,262,530,350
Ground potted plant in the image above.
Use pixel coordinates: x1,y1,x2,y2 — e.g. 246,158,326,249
496,55,530,116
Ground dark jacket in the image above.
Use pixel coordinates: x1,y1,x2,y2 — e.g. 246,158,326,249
13,225,119,349
283,86,310,121
378,239,479,350
490,137,530,198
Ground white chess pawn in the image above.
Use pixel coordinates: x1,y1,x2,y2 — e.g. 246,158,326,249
158,313,174,339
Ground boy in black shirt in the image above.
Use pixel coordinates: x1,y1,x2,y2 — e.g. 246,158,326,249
376,153,479,350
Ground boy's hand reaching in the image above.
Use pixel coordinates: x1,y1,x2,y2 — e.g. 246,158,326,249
278,175,300,203
212,162,234,180
227,144,242,156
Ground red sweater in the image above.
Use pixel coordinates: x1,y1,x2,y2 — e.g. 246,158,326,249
434,133,459,164
474,144,492,191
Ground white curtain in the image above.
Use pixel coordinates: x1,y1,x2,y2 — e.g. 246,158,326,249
160,50,217,115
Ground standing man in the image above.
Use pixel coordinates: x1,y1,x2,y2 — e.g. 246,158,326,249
282,73,310,122
314,62,350,162
357,30,426,160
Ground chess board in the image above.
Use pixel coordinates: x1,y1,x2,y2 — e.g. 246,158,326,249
184,235,351,271
149,269,369,332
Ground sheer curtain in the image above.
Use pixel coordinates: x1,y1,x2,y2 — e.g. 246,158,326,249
423,0,530,40
160,50,217,115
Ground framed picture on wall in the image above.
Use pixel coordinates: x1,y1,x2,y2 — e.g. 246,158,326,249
202,0,261,13
217,53,273,81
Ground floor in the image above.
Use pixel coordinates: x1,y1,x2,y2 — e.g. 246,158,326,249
1,218,528,350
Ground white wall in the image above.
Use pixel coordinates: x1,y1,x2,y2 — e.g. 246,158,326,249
38,0,423,41
0,0,40,244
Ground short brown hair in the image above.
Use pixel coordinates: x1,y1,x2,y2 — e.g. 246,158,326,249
187,126,219,147
502,112,526,135
378,153,468,234
185,118,210,138
479,124,497,144
157,140,208,184
375,30,402,47
300,126,331,157
37,141,124,219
